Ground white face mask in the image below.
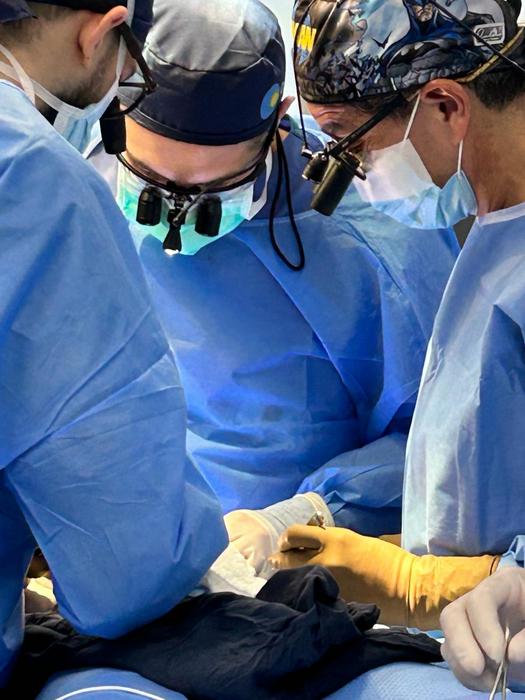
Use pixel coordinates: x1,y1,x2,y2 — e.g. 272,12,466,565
0,0,133,153
354,93,478,229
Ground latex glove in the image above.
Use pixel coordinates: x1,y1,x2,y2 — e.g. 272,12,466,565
225,492,333,579
269,525,500,629
441,568,525,692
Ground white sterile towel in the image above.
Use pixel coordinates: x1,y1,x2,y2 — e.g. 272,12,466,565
199,545,267,597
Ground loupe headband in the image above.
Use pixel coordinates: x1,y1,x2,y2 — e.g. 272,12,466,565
116,112,279,197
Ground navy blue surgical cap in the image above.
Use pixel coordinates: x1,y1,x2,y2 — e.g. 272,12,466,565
0,0,153,44
119,0,286,146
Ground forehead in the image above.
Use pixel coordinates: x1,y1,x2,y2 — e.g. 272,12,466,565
306,100,409,151
307,102,369,137
124,118,258,183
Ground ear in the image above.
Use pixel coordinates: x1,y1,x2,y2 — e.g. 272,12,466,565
419,79,471,145
278,95,296,120
77,5,128,67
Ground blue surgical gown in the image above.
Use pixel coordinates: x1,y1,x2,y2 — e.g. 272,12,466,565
91,123,458,535
0,81,227,686
403,202,525,556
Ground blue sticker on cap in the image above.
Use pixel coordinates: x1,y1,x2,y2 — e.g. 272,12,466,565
260,83,281,120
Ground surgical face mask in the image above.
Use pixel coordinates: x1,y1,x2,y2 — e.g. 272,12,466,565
117,149,273,256
353,94,478,229
0,24,128,153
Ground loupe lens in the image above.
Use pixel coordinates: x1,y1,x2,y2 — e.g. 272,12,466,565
195,196,222,236
137,187,162,225
311,153,360,216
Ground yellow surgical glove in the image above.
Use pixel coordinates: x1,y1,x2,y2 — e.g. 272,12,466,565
269,525,500,630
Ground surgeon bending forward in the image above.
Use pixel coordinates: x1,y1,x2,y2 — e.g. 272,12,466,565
274,0,525,636
90,0,459,577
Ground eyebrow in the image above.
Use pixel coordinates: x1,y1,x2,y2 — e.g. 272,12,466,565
126,150,264,191
126,153,170,183
321,119,368,154
321,119,349,141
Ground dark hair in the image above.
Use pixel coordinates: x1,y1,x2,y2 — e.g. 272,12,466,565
469,63,525,110
0,3,75,46
351,91,415,119
351,57,525,116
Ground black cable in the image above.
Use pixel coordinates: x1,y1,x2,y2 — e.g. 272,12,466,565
269,131,306,272
280,132,306,271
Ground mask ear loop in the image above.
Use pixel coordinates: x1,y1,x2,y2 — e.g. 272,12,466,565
0,43,36,104
247,148,273,219
403,92,421,141
457,139,464,176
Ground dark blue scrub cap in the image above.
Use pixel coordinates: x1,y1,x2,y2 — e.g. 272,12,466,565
119,0,286,146
293,0,523,103
0,0,152,44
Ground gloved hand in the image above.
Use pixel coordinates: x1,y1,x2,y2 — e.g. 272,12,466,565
269,525,500,630
441,568,525,692
225,492,333,579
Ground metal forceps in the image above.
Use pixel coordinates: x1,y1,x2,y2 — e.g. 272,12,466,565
307,511,327,529
489,627,511,699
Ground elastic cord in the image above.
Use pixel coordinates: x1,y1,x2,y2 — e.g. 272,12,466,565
0,44,35,103
268,131,306,271
457,140,464,176
51,687,166,700
403,92,421,141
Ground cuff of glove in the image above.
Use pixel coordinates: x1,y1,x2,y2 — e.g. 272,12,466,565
261,492,334,538
298,492,335,528
405,553,502,630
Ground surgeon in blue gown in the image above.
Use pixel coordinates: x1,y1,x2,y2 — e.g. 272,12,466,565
272,0,525,694
89,0,459,577
284,0,525,566
0,0,226,694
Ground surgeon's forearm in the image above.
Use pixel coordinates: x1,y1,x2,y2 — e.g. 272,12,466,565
306,530,500,630
274,525,501,629
370,550,501,629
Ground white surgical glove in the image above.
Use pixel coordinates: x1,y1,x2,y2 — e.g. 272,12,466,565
441,567,525,692
224,492,333,579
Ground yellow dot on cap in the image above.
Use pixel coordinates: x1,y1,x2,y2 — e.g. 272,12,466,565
260,83,282,119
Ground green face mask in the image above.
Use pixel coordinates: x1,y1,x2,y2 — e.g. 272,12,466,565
117,153,272,256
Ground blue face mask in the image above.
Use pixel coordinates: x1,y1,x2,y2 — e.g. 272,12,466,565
354,94,478,229
116,151,272,256
0,34,126,153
